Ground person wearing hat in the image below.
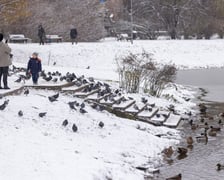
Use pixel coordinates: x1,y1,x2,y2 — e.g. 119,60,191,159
0,33,12,89
27,52,42,85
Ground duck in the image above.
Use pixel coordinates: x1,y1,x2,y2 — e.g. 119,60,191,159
162,146,174,158
186,136,194,145
177,147,188,155
216,163,224,171
210,126,221,132
196,133,208,144
208,129,217,137
198,122,209,129
166,173,182,180
191,124,198,130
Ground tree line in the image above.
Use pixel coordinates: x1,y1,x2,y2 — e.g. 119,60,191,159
0,0,224,41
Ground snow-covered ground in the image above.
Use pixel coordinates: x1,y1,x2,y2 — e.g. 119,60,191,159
1,39,223,179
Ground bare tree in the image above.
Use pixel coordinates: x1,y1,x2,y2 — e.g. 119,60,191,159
1,0,107,41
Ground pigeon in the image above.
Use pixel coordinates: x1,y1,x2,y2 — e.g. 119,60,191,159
91,103,98,109
60,76,66,81
52,78,58,83
53,62,56,66
24,89,29,95
149,103,155,107
114,89,119,94
80,108,87,114
74,81,82,87
0,100,9,110
39,112,47,117
141,97,148,104
43,76,52,82
133,104,139,110
82,79,88,84
52,93,59,99
15,77,22,83
80,102,85,109
88,77,94,82
48,93,59,102
62,119,68,126
48,96,57,102
68,101,77,110
99,121,104,128
18,110,23,117
72,124,78,132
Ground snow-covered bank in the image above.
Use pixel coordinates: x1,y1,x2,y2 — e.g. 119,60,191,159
0,40,208,179
0,89,183,180
11,39,224,82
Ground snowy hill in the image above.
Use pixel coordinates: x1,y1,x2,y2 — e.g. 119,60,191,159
1,39,219,179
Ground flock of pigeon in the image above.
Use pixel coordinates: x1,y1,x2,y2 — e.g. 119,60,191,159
1,66,130,133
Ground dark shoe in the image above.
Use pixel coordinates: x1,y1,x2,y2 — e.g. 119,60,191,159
4,86,10,89
0,86,2,89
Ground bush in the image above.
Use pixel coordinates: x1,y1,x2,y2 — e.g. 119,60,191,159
116,51,177,96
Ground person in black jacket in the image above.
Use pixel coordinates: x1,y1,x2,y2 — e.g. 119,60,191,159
38,24,46,45
27,52,42,85
70,28,78,45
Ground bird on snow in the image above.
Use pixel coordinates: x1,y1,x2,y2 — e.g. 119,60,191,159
24,89,29,95
52,78,58,83
0,100,9,110
15,77,22,83
141,97,148,104
43,76,52,82
99,121,104,128
80,102,85,109
72,124,78,132
18,110,23,117
79,108,87,114
39,112,47,117
62,119,68,126
48,93,59,102
68,101,77,110
48,96,57,102
114,89,119,94
88,77,94,82
52,93,59,99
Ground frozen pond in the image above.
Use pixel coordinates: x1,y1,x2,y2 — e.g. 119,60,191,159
175,68,224,102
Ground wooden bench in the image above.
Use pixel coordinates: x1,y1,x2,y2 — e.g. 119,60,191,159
9,34,31,43
117,33,131,41
46,35,63,43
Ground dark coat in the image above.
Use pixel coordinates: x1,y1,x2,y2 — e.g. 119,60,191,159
70,28,77,39
27,57,42,74
38,25,45,38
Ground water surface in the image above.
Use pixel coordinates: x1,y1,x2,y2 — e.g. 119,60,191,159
154,68,224,179
175,68,224,102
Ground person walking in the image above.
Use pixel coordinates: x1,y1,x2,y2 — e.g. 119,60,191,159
27,52,42,85
0,33,12,89
38,24,46,45
70,28,78,45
